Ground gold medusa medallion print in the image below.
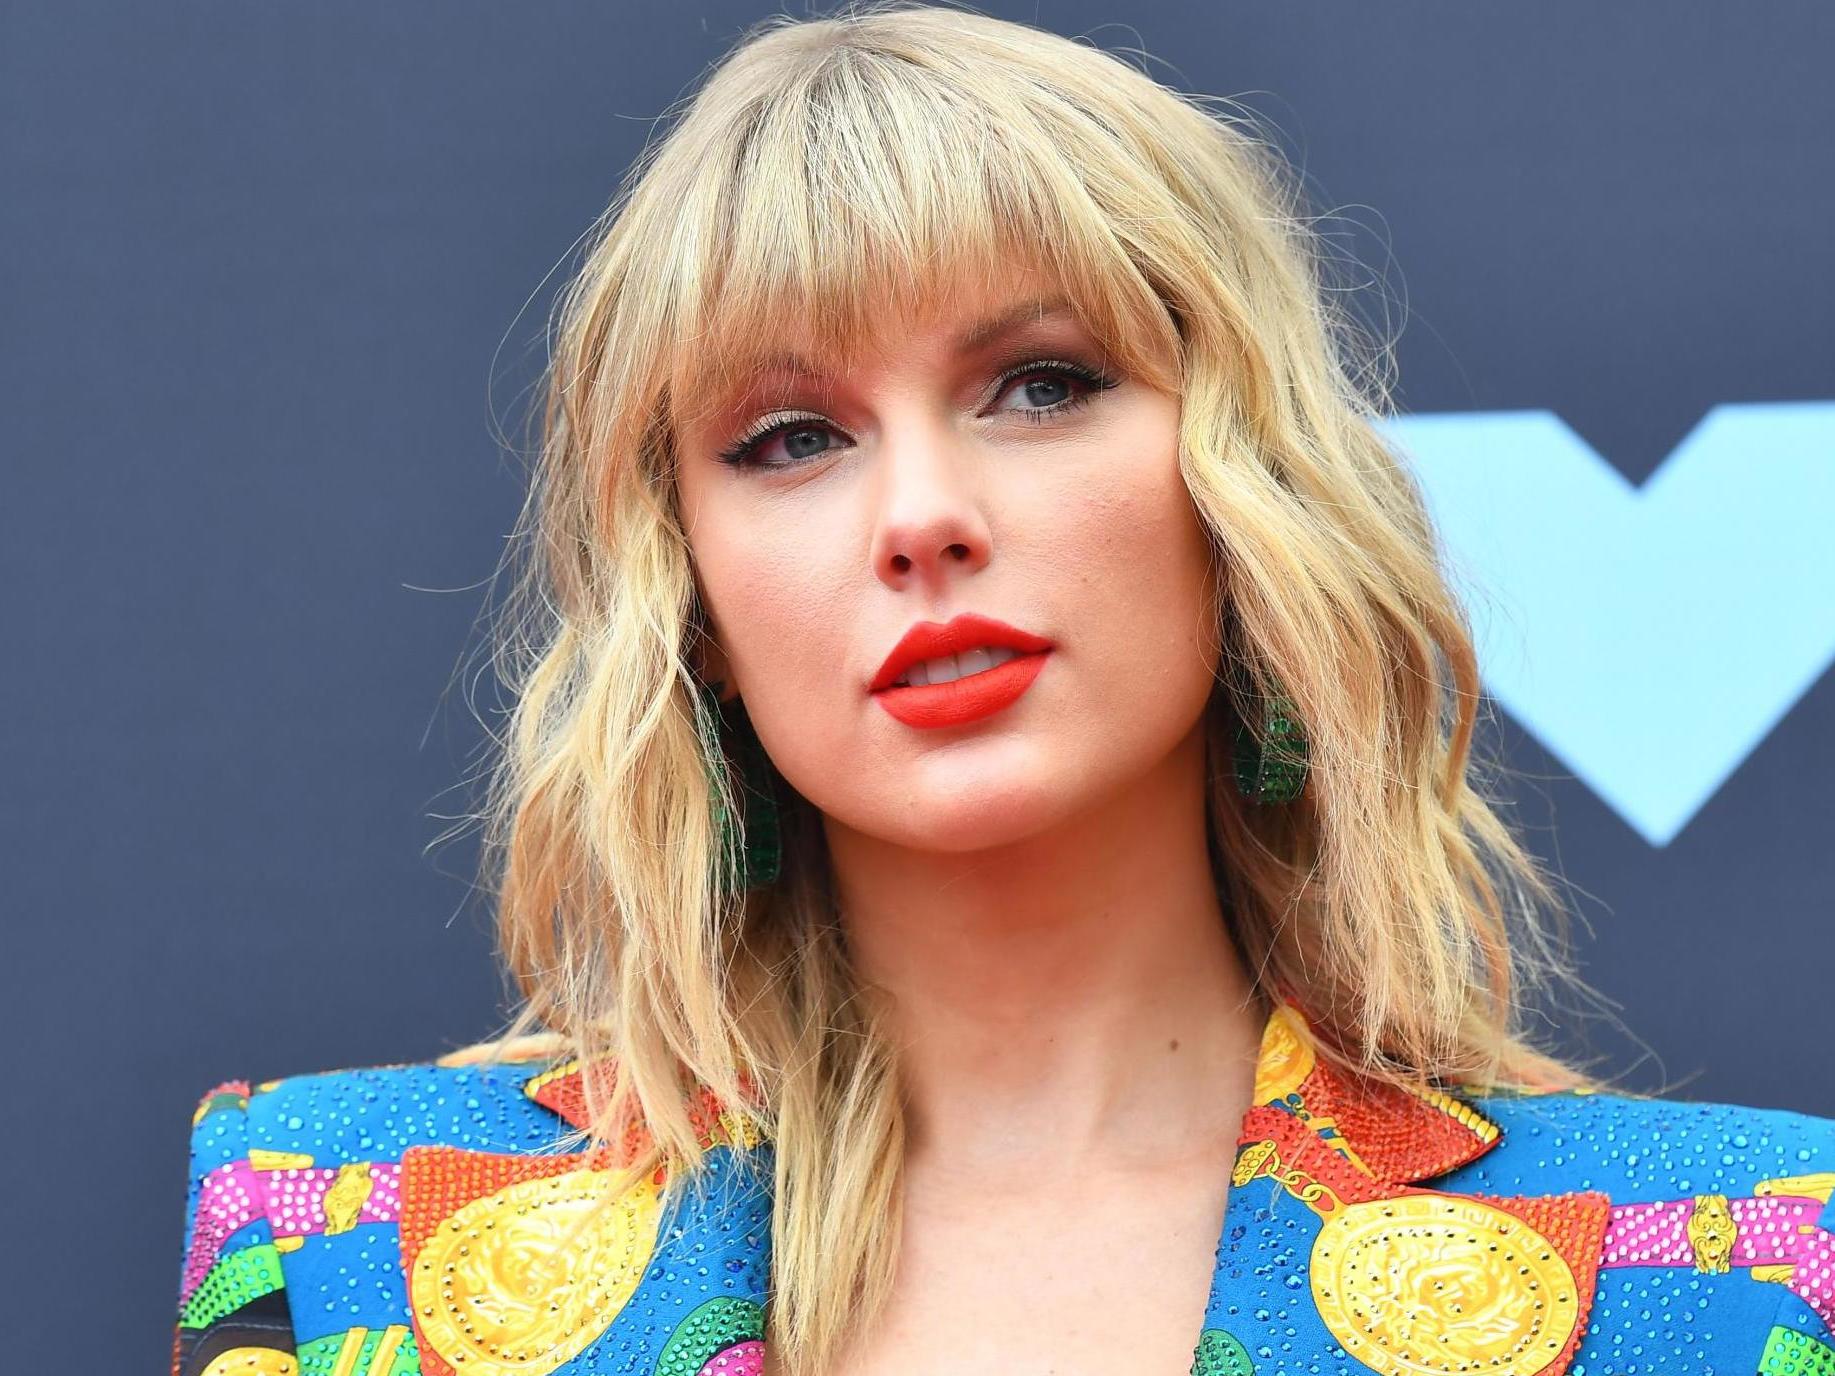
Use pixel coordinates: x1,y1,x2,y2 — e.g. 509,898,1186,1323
1309,1191,1582,1375
1230,1107,1611,1376
399,1148,665,1376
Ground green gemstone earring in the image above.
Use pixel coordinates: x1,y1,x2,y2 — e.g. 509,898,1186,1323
693,677,783,889
1232,682,1308,805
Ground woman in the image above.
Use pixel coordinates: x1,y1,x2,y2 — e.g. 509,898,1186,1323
170,6,1835,1376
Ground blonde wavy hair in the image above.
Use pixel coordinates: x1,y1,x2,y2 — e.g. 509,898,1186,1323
459,3,1612,1372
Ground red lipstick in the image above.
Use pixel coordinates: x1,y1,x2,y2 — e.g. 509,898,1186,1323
870,612,1053,729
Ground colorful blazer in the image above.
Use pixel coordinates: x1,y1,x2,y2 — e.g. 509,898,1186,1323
172,998,1835,1376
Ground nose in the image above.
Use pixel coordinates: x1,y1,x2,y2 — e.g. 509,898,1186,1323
868,416,993,590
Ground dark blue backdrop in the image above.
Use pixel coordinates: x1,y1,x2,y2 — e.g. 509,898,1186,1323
2,3,1830,1368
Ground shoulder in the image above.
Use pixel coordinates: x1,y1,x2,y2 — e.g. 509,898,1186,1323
1453,1080,1835,1194
1438,1083,1835,1372
200,1038,585,1164
173,1045,576,1374
173,1045,773,1376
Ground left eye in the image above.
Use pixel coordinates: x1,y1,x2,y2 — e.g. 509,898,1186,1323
998,371,1078,411
989,359,1119,421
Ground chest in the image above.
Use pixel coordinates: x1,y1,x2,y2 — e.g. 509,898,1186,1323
826,1164,1232,1376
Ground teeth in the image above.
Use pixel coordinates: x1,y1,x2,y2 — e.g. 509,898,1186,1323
899,645,1021,687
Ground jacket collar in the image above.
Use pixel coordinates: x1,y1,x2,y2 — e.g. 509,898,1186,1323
519,991,1504,1185
1244,991,1502,1184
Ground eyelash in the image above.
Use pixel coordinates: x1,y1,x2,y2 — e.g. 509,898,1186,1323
713,357,1121,471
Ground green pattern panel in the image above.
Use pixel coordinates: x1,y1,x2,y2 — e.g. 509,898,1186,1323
296,1324,421,1376
1191,1326,1256,1376
178,1242,286,1330
1759,1323,1835,1376
655,1296,766,1376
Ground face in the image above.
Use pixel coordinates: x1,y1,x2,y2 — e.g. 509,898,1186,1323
674,269,1222,856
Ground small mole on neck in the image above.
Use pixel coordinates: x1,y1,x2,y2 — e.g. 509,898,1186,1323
1168,1038,1180,1052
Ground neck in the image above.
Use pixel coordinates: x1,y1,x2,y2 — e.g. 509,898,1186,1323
822,722,1268,1180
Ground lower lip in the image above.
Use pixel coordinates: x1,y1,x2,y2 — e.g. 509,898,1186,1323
872,651,1052,729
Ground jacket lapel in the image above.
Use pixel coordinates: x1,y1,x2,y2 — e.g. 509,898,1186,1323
1198,996,1610,1376
1242,996,1504,1185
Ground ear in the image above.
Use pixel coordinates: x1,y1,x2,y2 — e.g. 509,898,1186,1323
699,639,739,703
688,596,741,704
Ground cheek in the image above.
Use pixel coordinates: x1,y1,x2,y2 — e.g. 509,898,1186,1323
711,534,853,694
695,517,860,784
1056,435,1218,687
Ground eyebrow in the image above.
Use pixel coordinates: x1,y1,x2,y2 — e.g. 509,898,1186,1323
744,295,1077,381
957,294,1076,352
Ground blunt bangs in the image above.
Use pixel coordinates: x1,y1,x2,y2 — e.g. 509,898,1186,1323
652,44,1186,443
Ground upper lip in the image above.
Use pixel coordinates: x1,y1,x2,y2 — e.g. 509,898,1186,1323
870,612,1053,691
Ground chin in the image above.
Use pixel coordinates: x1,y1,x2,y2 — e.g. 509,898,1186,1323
860,776,1082,854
